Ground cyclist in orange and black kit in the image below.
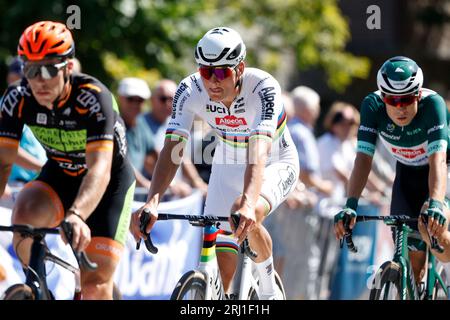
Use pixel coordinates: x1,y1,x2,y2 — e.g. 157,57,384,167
0,21,136,299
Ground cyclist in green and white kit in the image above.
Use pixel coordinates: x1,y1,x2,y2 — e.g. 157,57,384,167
334,56,450,282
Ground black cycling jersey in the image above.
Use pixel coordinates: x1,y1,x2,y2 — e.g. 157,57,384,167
0,73,127,176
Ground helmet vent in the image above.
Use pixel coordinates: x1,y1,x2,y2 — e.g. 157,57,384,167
51,40,64,49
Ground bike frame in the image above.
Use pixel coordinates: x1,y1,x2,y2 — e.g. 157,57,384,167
391,223,419,300
0,225,84,300
391,222,448,300
195,223,259,300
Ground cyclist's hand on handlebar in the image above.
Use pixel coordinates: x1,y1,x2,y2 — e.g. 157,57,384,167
61,211,91,253
423,199,447,238
130,205,158,242
231,206,256,244
333,207,357,240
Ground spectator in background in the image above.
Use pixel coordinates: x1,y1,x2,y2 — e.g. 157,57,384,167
118,77,192,198
1,57,46,202
289,86,333,199
143,79,207,195
318,102,385,204
117,77,156,191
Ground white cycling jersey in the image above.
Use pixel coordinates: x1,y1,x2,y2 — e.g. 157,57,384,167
166,67,299,221
166,67,296,165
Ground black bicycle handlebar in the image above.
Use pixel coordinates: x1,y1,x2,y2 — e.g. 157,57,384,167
136,210,258,259
340,214,444,254
0,222,98,271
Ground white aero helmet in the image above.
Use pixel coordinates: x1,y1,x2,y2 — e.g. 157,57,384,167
195,27,246,67
376,56,423,96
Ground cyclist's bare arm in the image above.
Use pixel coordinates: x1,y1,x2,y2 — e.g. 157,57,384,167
68,143,113,220
234,138,271,241
16,147,44,172
347,152,373,200
335,152,373,237
428,151,447,203
130,139,185,240
60,144,113,251
0,144,18,197
427,151,448,237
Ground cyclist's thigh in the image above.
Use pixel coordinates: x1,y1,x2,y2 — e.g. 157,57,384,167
204,163,244,231
391,162,429,231
12,165,66,227
259,161,299,217
83,160,135,275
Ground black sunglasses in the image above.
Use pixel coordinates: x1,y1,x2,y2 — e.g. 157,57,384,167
23,61,68,80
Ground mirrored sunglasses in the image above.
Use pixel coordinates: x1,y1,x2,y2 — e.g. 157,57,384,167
23,61,68,80
199,66,234,81
382,94,418,108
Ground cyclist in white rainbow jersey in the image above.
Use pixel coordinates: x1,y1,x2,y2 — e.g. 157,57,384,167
130,27,299,299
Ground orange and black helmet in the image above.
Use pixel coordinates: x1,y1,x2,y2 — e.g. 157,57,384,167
18,21,75,61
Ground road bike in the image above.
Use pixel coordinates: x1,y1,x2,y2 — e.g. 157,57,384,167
341,214,448,300
0,220,97,300
137,210,286,300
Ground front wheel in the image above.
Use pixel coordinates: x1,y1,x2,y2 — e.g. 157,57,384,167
170,270,208,300
247,271,286,300
1,284,35,300
369,261,410,300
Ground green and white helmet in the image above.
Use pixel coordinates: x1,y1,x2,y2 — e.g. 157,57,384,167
376,56,423,96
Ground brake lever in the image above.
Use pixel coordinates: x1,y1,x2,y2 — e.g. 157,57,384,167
60,220,97,270
136,208,158,254
420,214,445,254
342,214,358,253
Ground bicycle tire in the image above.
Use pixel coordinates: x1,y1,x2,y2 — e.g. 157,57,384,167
432,265,448,300
1,284,35,300
170,270,207,300
369,261,409,300
247,271,286,300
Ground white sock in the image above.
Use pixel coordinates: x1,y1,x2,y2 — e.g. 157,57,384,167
255,256,277,298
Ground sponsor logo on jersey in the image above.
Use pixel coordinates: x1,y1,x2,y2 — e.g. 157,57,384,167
172,82,188,119
234,97,245,114
206,104,227,114
76,89,103,119
1,87,29,117
215,115,247,128
391,147,425,159
359,125,378,134
427,124,445,134
259,87,276,120
62,107,71,116
278,165,296,197
406,128,421,136
36,113,47,125
380,131,401,141
387,123,395,132
58,119,77,129
190,75,202,93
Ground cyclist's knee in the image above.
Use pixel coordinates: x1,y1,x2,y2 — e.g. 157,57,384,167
12,182,64,227
230,196,269,224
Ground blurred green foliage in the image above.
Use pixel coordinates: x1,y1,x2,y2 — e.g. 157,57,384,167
0,0,369,92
